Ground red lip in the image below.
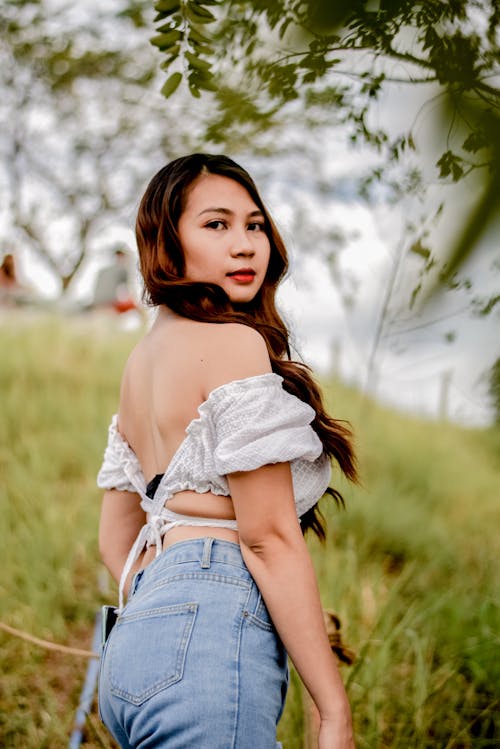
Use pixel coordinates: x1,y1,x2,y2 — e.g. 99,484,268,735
226,268,256,283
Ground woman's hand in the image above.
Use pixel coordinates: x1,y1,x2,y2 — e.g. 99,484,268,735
318,709,355,749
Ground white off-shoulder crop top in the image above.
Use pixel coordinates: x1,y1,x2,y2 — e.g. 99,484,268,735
97,373,331,609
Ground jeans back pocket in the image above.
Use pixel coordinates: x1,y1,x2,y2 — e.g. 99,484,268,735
108,602,198,706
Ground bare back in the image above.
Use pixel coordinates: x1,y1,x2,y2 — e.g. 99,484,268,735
119,315,209,482
116,308,272,538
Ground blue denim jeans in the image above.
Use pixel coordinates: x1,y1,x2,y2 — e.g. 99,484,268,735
98,538,288,748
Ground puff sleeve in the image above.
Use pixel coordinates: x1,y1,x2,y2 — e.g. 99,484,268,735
197,374,332,514
96,415,146,494
204,374,321,472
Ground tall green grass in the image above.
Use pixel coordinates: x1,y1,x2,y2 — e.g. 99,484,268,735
0,315,498,747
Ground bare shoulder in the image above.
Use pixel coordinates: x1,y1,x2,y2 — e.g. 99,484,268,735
208,322,268,350
204,322,270,361
121,317,273,407
119,336,147,384
200,322,272,396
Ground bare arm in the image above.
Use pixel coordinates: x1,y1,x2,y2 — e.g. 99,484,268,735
229,464,354,748
98,489,146,589
202,324,352,738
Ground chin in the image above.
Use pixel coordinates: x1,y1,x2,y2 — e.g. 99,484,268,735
227,290,259,305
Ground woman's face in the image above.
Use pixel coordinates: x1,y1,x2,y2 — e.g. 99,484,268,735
177,173,271,304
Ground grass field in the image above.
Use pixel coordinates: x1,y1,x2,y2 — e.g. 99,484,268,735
0,315,498,748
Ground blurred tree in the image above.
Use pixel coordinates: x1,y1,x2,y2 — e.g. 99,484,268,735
488,357,500,424
151,0,499,299
0,0,202,294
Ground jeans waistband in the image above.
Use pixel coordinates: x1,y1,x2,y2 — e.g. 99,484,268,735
131,538,249,595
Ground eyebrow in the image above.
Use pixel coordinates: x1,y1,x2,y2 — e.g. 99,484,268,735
197,207,264,218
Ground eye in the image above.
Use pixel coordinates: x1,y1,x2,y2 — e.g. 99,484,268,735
248,222,265,232
205,220,227,230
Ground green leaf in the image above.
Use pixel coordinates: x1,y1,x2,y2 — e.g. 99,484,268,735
245,39,256,56
188,26,211,44
278,16,293,39
436,151,464,182
151,30,183,49
462,131,486,153
155,0,181,12
161,71,183,97
475,295,500,316
188,68,217,91
185,50,211,71
409,240,431,261
197,76,217,92
303,71,318,84
160,46,181,69
409,283,421,309
188,35,213,55
189,41,213,57
186,2,216,23
156,17,182,32
188,82,202,98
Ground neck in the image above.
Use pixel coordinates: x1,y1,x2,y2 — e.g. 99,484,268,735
156,305,182,323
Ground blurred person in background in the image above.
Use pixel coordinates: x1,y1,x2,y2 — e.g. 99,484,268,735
87,247,137,314
0,252,36,307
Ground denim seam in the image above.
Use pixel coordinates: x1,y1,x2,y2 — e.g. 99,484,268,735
145,557,249,576
137,572,250,600
97,632,113,723
117,601,197,624
230,584,254,748
248,590,274,630
244,611,274,632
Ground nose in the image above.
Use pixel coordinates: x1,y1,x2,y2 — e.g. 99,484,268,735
230,227,255,257
231,245,255,258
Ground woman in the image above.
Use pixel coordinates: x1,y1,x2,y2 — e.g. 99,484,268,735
97,154,357,748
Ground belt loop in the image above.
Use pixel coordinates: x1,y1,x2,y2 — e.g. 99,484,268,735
201,537,214,569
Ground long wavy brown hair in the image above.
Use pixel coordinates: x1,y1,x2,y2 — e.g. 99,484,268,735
136,153,357,538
